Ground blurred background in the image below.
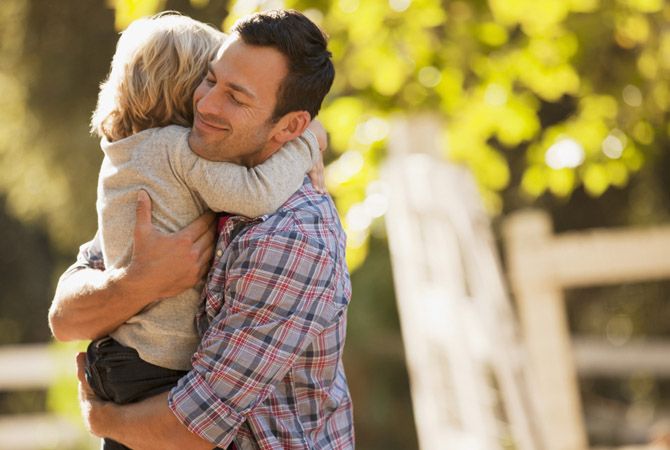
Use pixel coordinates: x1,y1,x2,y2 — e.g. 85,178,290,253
0,0,668,449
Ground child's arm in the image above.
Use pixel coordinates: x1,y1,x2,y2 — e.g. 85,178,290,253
186,129,320,217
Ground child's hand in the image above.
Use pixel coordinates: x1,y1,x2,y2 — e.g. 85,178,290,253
307,119,327,194
308,119,328,151
308,151,325,194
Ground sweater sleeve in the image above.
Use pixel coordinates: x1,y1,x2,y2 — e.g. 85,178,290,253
185,129,320,217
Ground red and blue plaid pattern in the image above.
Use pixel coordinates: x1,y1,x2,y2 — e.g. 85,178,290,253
167,179,354,449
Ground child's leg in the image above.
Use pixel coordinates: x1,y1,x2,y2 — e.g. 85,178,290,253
85,336,189,450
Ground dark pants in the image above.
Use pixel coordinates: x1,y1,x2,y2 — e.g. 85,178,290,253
85,337,189,450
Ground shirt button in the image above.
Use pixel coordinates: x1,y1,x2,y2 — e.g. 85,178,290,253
215,249,223,258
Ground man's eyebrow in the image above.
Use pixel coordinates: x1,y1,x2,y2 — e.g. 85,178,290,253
227,81,256,100
207,63,256,100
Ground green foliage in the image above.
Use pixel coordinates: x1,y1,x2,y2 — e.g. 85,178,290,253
7,0,666,270
0,0,113,253
0,0,667,293
109,0,167,29
275,0,668,270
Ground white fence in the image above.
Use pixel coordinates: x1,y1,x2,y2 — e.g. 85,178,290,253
0,344,91,450
384,115,670,450
504,210,670,450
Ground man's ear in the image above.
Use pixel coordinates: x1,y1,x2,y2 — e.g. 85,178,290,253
269,111,311,146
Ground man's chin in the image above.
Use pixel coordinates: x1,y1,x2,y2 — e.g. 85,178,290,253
187,129,199,147
187,130,212,157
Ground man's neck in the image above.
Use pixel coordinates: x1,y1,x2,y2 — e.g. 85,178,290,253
240,141,283,167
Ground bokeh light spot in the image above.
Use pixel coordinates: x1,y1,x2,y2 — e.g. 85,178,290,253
545,138,585,169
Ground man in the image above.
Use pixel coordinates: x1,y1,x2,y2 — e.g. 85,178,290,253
49,10,354,449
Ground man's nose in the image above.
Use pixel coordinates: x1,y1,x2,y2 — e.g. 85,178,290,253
195,88,220,118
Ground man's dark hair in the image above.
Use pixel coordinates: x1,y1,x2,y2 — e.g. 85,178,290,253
233,9,335,121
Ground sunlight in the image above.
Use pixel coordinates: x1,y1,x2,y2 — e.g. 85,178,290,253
545,138,585,169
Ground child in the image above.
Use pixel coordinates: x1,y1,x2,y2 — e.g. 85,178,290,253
84,12,324,450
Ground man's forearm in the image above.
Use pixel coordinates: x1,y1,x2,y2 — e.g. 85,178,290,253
49,266,153,341
95,393,214,450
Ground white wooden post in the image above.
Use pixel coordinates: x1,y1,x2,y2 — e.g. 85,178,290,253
503,211,588,450
384,116,538,450
385,157,499,450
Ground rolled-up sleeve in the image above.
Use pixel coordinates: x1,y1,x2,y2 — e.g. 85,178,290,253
168,230,340,447
62,233,105,277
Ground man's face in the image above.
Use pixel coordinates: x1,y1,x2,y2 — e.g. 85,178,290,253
188,34,288,165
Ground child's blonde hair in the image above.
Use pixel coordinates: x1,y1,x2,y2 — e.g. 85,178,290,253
91,12,225,141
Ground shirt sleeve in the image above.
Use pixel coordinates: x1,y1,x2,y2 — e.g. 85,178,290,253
167,230,341,448
61,233,106,276
185,129,320,218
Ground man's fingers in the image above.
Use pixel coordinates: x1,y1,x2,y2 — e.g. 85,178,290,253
197,236,215,260
193,218,216,274
133,189,153,251
197,249,214,279
193,221,215,251
134,190,153,233
76,352,96,399
192,216,216,278
180,211,216,242
132,190,155,258
76,352,87,383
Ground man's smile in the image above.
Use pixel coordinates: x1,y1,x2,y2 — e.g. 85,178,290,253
193,113,229,133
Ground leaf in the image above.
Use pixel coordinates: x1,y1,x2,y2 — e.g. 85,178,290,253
582,164,610,196
548,168,576,197
319,96,366,151
108,0,166,30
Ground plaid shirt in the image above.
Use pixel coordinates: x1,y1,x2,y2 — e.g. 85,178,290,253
74,179,354,449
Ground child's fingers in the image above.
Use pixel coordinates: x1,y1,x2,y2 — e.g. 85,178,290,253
317,161,326,193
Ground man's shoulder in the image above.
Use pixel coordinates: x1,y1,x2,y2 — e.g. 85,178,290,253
238,182,345,255
266,184,341,234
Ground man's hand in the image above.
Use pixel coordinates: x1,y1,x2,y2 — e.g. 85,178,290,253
48,191,217,342
76,352,107,438
75,352,214,450
307,119,327,194
125,190,217,301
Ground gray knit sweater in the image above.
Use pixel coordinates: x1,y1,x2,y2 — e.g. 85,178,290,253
97,124,319,370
